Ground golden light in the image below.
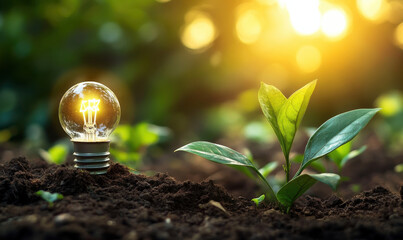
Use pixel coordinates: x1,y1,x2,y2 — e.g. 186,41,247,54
181,12,216,50
356,0,385,21
296,45,322,73
321,8,348,39
236,9,262,44
284,0,322,36
394,22,403,50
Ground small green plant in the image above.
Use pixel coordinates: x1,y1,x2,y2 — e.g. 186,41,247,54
252,194,265,206
36,190,63,207
110,122,170,170
39,143,69,165
176,80,379,212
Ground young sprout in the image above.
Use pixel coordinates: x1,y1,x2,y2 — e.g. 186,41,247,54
36,190,64,207
252,194,265,207
176,80,379,212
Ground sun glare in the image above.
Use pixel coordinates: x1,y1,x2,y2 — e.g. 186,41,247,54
321,8,348,39
181,12,216,50
296,45,322,73
236,10,262,44
284,0,322,36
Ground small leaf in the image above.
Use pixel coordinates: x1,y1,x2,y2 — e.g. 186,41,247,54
252,194,265,206
277,80,316,156
176,141,277,201
259,162,278,178
36,190,64,207
276,173,340,209
291,154,326,173
258,83,287,152
327,141,352,167
176,141,254,167
340,145,366,168
297,108,379,176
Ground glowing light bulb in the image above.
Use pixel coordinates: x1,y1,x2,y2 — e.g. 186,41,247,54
59,82,121,174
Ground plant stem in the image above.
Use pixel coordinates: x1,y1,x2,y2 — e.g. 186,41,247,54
254,169,278,204
285,155,290,182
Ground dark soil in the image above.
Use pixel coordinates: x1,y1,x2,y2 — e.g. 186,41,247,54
1,157,403,240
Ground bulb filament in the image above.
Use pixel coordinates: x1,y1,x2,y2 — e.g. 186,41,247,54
80,99,100,141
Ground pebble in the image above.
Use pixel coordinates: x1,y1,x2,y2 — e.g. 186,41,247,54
54,213,75,226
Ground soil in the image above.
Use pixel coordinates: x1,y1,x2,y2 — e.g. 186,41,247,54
1,156,403,240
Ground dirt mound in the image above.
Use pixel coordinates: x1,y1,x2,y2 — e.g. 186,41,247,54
0,157,402,240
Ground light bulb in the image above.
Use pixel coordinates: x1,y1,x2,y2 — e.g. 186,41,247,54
59,81,121,174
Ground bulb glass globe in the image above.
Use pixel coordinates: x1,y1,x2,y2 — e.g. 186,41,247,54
59,81,120,142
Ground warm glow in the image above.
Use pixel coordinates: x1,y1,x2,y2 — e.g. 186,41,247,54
284,0,322,35
321,8,348,39
296,45,321,73
80,99,100,140
394,22,403,50
356,0,384,21
236,10,262,44
181,12,216,50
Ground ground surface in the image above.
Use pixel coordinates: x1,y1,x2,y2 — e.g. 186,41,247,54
0,156,402,240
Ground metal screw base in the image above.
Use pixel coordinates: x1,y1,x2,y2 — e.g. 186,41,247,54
72,140,110,175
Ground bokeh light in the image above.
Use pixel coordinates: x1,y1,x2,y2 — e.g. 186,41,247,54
296,45,322,73
356,0,385,22
236,9,262,44
284,0,322,36
181,11,217,51
321,8,348,39
394,22,403,50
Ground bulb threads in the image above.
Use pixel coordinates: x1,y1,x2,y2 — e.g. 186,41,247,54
72,140,110,175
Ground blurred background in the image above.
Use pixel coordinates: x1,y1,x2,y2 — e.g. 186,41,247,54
0,0,402,170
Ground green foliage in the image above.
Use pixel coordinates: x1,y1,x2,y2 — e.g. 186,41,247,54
36,190,63,207
327,142,367,170
176,141,277,201
395,164,403,173
110,122,170,169
276,173,339,212
39,144,69,165
176,81,378,211
296,109,379,176
259,80,316,181
252,194,265,206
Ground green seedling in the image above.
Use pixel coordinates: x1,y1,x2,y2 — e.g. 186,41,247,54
110,122,170,169
176,80,379,212
327,141,367,172
39,143,69,165
36,190,63,207
252,194,265,206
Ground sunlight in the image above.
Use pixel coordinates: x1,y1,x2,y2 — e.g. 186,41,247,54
356,0,385,21
321,8,348,39
181,12,216,50
283,0,322,36
236,9,262,44
296,45,321,73
394,22,403,50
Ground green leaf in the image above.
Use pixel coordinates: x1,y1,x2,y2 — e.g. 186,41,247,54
291,154,326,173
259,161,278,178
176,141,277,201
276,173,340,209
39,144,68,165
296,108,379,176
258,83,287,152
176,141,254,167
340,145,366,168
252,194,265,206
327,141,352,167
36,190,64,207
277,80,316,157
